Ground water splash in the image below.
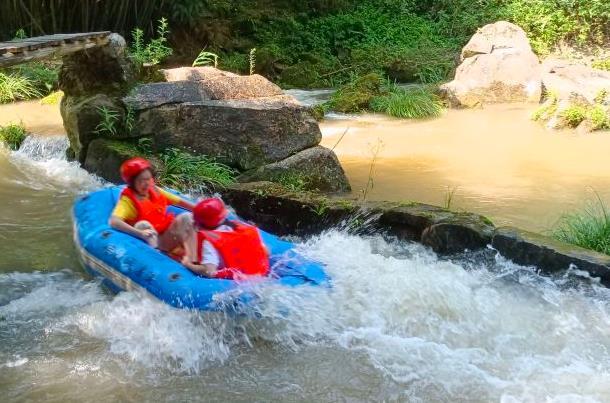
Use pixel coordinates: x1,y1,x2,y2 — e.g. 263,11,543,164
2,231,610,401
8,135,103,192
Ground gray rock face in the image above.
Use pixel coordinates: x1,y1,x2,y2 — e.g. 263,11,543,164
492,226,610,285
222,182,494,253
441,21,541,107
237,146,350,192
123,81,212,111
161,67,284,99
135,95,322,170
541,59,610,105
60,93,125,162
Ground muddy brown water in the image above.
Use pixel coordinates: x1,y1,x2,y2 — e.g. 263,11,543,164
2,98,610,402
319,104,610,233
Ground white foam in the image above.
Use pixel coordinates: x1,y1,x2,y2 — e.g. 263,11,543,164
9,135,104,192
3,232,610,400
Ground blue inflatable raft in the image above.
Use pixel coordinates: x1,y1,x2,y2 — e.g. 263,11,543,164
72,186,329,311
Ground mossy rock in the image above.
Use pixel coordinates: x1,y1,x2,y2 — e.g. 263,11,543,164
326,73,383,113
83,138,160,183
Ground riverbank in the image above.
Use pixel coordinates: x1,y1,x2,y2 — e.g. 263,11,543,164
5,98,610,234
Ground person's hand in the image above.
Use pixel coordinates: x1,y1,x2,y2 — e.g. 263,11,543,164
139,228,156,239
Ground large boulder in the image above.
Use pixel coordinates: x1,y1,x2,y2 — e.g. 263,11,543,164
60,93,125,162
237,146,351,193
134,95,322,170
541,59,610,105
59,33,135,97
441,21,542,107
161,67,284,99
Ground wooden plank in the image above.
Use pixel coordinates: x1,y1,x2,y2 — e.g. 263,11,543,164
0,34,111,68
0,32,111,55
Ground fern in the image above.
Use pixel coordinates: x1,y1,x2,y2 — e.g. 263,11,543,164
249,48,257,75
193,50,219,67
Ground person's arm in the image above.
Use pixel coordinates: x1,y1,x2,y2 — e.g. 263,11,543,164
181,259,218,277
158,187,195,210
109,215,156,243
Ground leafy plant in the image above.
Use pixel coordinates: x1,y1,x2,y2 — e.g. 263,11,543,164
588,105,610,130
125,105,136,134
553,193,610,255
249,48,257,75
0,123,27,150
193,50,219,67
157,148,236,192
13,28,26,39
326,73,383,113
560,104,587,128
129,17,173,66
0,72,41,103
94,106,121,137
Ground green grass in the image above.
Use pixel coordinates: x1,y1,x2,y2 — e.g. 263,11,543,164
157,148,236,192
553,195,610,255
0,123,27,150
325,73,383,113
277,172,308,192
0,72,41,103
369,85,443,119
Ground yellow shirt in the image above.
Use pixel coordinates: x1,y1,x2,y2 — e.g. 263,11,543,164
112,187,182,222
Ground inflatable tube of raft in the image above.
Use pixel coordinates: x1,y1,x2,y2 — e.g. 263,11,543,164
72,186,329,311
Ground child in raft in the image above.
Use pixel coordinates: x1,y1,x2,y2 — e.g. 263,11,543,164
109,157,197,258
181,198,270,279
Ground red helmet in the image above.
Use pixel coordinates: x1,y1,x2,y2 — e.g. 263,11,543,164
120,157,152,183
193,198,228,228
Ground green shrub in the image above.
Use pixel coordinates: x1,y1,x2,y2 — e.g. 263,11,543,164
0,72,41,103
531,92,559,121
589,105,610,130
325,73,383,113
157,148,236,192
592,58,610,71
129,17,173,66
220,53,249,74
553,195,610,255
560,104,587,128
192,50,219,67
0,123,27,150
369,85,443,119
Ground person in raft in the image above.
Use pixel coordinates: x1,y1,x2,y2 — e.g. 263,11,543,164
109,157,196,257
181,197,270,279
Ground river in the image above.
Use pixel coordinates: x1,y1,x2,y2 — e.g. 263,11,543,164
1,99,610,402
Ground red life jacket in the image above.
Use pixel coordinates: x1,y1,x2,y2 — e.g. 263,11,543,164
197,222,270,279
121,186,174,234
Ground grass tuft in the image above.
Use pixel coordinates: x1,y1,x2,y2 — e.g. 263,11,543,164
157,148,236,192
0,72,41,103
370,85,443,119
0,123,27,150
553,194,610,255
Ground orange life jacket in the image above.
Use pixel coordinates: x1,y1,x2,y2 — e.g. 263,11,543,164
197,221,270,279
121,186,174,234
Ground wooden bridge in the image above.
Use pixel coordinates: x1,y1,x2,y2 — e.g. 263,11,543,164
0,32,111,67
